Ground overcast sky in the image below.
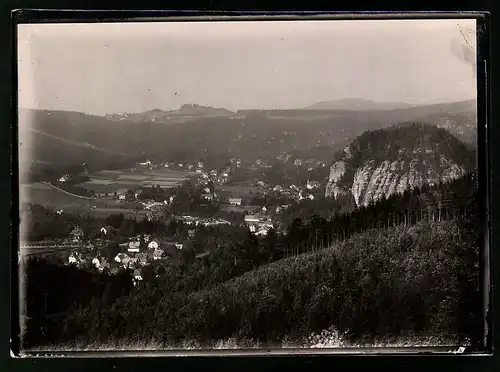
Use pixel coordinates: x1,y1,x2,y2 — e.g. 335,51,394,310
17,19,477,115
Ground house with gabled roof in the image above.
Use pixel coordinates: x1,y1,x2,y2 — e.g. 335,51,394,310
133,269,143,285
69,226,84,243
114,253,130,265
153,248,164,260
229,197,242,206
128,240,140,253
147,240,159,250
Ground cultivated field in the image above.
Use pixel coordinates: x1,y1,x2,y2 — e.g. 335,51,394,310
220,204,263,213
19,183,92,207
80,168,195,193
18,167,194,219
19,184,149,219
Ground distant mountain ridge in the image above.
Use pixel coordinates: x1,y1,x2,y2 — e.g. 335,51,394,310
325,122,476,207
105,104,234,123
304,98,415,111
19,99,477,181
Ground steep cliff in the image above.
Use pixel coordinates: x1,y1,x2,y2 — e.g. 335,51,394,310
325,123,476,207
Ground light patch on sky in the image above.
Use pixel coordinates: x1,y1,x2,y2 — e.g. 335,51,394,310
17,19,477,115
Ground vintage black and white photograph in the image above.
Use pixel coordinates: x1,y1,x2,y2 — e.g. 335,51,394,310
16,17,486,353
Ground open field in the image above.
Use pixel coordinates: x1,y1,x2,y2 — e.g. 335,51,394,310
20,183,148,219
20,183,93,207
79,208,148,219
220,204,263,213
80,168,195,192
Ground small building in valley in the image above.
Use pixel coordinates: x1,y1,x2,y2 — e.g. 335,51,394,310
128,241,140,253
229,197,242,206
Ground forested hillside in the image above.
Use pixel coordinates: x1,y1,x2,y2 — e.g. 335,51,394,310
19,99,476,179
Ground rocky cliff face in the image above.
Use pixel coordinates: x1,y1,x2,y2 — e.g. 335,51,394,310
325,123,475,207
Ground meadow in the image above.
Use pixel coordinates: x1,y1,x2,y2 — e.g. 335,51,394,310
19,167,194,218
80,168,195,193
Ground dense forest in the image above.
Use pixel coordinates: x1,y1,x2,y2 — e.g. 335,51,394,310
21,171,483,350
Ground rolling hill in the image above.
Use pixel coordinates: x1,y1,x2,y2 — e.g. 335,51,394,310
18,99,477,181
105,104,234,123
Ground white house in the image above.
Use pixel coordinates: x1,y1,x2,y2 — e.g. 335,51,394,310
114,253,122,263
153,249,164,260
148,240,159,250
229,198,242,206
306,180,320,190
244,215,260,224
58,174,70,183
115,253,130,264
69,227,84,243
202,193,214,201
133,269,143,284
128,241,140,253
255,226,270,236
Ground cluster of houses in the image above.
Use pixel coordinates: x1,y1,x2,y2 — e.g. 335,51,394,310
243,206,281,236
253,179,321,202
65,229,189,285
174,215,231,228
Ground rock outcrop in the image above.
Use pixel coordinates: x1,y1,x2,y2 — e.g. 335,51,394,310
325,123,475,207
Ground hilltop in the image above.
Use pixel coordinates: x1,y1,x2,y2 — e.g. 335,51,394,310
324,122,476,206
105,104,234,123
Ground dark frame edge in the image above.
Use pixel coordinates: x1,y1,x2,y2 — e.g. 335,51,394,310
10,8,21,358
8,10,494,358
475,11,493,355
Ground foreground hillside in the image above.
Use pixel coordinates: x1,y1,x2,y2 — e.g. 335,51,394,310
23,217,481,350
325,122,476,206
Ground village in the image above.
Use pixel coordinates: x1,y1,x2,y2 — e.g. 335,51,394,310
25,155,326,286
38,201,286,286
